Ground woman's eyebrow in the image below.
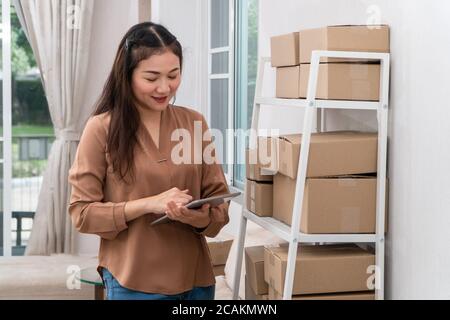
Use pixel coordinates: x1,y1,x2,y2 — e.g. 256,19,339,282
143,67,180,75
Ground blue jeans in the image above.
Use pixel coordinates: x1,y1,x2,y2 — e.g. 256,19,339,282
101,268,215,300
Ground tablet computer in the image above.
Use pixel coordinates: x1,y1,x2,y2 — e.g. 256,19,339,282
150,191,241,226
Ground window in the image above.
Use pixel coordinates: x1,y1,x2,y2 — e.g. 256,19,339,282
1,2,53,257
208,0,234,184
234,0,258,189
207,0,258,189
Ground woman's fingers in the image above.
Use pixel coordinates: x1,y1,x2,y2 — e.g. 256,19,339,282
201,204,211,213
165,201,176,218
176,191,192,202
179,196,192,203
180,205,210,219
180,198,192,204
171,202,183,218
166,201,181,219
180,206,194,217
166,199,211,225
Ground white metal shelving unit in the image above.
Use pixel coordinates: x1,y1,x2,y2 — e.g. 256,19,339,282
232,50,390,300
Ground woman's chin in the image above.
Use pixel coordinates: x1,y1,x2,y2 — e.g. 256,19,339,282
151,104,169,111
138,102,169,112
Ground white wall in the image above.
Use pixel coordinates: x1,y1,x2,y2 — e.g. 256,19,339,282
75,0,142,256
259,0,450,299
152,0,209,116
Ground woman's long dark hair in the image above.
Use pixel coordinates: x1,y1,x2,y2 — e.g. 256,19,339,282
93,22,183,183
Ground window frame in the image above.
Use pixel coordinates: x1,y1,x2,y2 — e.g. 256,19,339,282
233,0,253,190
207,0,235,185
233,0,259,190
206,0,259,191
2,0,13,257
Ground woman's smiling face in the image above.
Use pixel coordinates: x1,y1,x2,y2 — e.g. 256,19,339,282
131,50,181,112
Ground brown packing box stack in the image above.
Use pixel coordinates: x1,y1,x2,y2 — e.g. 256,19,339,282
268,286,375,300
273,174,379,233
245,246,269,296
276,63,381,101
273,25,389,101
206,232,234,271
273,131,378,179
246,277,269,300
245,138,275,217
264,244,375,295
246,180,273,217
270,32,299,67
299,25,390,63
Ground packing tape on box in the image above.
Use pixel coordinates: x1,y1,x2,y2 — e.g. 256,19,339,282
251,200,256,212
281,161,288,174
269,278,275,289
340,207,361,232
269,253,275,266
249,168,255,179
251,183,256,199
258,141,272,168
280,138,287,153
337,178,358,187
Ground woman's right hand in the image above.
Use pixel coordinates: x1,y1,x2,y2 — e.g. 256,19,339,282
148,187,193,214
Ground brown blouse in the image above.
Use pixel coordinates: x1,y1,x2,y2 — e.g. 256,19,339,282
68,105,230,295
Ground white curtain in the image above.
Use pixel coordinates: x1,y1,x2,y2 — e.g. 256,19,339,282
13,0,94,255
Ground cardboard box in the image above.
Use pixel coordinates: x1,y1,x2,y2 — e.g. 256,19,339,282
268,286,375,300
299,25,390,63
206,233,234,266
276,66,301,98
299,63,381,101
264,244,375,295
271,32,299,67
273,131,378,179
273,174,377,233
246,179,273,217
246,277,269,300
254,136,278,173
213,265,225,277
245,246,268,295
246,148,273,182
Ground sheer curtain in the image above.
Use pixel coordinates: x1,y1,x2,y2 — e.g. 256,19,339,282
13,0,94,255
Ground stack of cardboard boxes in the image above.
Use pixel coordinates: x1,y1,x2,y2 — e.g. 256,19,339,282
245,244,376,300
206,233,234,276
272,25,390,101
270,131,381,234
245,138,274,217
243,25,390,300
264,244,376,300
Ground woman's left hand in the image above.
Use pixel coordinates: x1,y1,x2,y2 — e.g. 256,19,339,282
165,201,211,229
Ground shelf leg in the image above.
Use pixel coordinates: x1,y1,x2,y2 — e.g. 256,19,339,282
232,206,248,300
375,238,385,300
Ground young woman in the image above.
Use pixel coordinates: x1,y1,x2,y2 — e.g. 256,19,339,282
68,22,230,300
